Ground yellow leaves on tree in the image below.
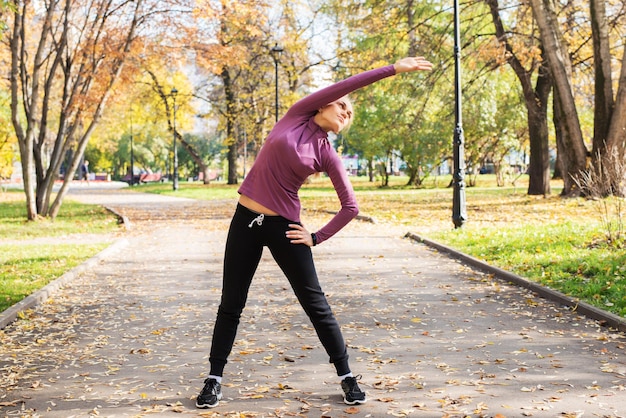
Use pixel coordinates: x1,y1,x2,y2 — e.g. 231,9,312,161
193,0,268,75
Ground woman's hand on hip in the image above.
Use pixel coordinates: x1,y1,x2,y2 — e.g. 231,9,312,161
286,224,314,247
394,57,433,73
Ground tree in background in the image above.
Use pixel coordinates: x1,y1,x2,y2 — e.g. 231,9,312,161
532,0,587,196
462,70,528,187
142,69,209,182
192,0,272,185
589,0,626,196
486,0,553,196
6,0,180,220
192,0,324,185
179,133,224,181
344,81,405,186
322,0,445,186
92,66,194,181
528,0,626,196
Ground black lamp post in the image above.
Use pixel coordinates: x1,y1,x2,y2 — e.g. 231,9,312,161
171,87,179,191
452,0,467,228
270,43,283,123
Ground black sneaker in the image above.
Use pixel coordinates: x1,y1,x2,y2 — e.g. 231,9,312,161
341,375,367,405
196,378,222,408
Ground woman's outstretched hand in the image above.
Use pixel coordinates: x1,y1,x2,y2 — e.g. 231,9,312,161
394,56,433,73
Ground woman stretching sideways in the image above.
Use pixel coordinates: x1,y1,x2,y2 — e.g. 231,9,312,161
196,56,433,409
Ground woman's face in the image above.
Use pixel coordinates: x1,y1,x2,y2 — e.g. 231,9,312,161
315,98,353,134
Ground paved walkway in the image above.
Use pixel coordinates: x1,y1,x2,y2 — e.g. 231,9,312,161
1,184,625,418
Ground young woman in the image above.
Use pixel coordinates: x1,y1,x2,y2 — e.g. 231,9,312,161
197,56,433,409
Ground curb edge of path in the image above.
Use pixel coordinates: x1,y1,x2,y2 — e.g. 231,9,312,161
405,232,626,333
0,238,130,330
104,206,132,230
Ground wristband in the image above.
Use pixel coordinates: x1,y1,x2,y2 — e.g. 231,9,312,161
311,233,318,246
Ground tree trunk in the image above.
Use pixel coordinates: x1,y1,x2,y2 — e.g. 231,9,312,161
605,41,626,160
590,0,614,158
526,62,552,196
202,166,212,184
486,0,552,196
553,88,580,195
529,0,587,196
221,67,238,185
178,133,211,184
406,167,416,186
9,2,45,220
379,160,389,187
590,0,626,190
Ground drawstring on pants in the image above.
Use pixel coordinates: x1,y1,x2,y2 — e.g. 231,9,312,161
248,213,265,228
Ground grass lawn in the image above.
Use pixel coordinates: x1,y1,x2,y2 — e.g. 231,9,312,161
0,190,121,313
137,174,626,318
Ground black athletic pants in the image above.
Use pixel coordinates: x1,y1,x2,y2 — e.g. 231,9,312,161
208,204,350,377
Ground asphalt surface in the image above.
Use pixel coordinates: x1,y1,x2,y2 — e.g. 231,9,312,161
1,182,625,418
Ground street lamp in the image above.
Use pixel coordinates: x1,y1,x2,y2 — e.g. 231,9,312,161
171,87,179,191
270,43,283,123
452,0,467,228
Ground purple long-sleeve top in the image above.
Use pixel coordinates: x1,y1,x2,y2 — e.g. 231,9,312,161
238,65,397,244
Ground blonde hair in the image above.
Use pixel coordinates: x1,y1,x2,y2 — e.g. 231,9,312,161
342,96,354,132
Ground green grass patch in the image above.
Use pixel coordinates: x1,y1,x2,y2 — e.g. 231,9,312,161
127,182,240,200
0,243,109,312
0,191,121,313
431,222,626,317
0,194,120,240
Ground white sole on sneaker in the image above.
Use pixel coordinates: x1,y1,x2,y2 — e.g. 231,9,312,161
343,397,367,405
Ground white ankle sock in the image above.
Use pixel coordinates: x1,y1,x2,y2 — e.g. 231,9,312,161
208,375,222,383
339,373,353,380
